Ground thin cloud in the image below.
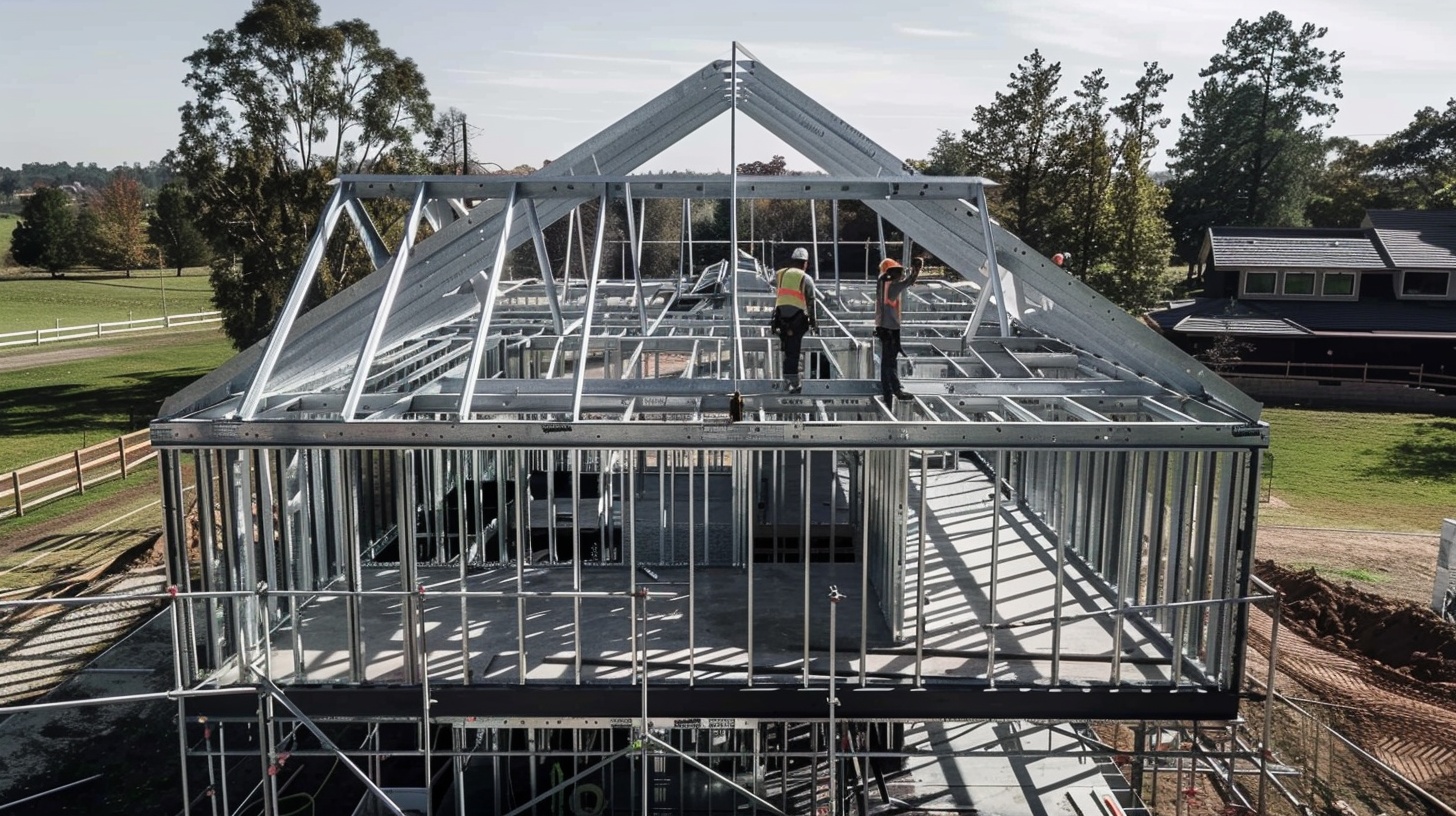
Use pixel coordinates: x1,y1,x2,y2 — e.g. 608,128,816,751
894,25,977,40
500,50,698,70
477,111,598,125
451,73,651,96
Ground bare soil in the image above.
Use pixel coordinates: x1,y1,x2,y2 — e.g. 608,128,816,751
1257,524,1441,605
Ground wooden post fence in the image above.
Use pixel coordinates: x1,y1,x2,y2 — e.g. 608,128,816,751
0,430,155,520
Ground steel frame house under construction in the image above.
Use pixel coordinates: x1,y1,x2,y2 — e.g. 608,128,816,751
134,49,1276,815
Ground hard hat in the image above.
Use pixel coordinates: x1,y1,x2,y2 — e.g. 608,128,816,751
879,258,903,274
791,247,810,261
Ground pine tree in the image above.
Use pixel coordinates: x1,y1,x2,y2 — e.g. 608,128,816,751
925,50,1070,251
1167,12,1343,261
10,187,79,276
1093,62,1176,312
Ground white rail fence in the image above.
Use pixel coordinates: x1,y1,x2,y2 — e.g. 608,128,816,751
0,311,222,348
0,430,155,520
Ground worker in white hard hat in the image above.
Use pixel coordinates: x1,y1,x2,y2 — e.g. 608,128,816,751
772,247,818,394
875,256,923,402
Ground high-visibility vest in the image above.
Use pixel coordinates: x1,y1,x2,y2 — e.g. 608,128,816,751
877,277,901,324
776,267,808,310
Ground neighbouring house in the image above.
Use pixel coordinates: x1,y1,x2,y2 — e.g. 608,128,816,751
1148,210,1456,402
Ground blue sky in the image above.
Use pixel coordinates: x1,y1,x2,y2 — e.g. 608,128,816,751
2,0,1454,173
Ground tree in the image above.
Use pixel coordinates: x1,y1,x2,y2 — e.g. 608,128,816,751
149,182,213,275
10,187,79,275
1304,137,1393,227
1052,70,1113,279
1367,99,1456,209
1167,12,1343,261
89,174,152,276
428,107,470,173
1091,62,1177,312
925,50,1070,252
736,155,788,176
0,173,17,203
175,0,435,348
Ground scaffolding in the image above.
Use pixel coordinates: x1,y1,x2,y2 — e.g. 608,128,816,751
3,47,1287,815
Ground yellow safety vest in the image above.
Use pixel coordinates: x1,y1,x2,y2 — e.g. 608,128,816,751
776,267,808,310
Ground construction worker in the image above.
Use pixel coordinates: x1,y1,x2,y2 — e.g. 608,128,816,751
773,247,818,393
875,256,923,401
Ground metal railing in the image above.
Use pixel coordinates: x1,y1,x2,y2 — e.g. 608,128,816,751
1219,360,1456,392
0,311,221,348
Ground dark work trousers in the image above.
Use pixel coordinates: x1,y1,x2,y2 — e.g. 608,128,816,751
777,307,810,383
877,327,902,395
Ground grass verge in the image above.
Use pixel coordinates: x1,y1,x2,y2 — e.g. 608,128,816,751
0,329,235,471
0,464,162,592
1261,407,1456,533
0,267,214,333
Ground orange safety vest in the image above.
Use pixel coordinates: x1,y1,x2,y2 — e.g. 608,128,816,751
775,267,808,310
877,277,901,324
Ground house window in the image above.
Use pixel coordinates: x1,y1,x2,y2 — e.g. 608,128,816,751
1322,273,1355,296
1402,271,1449,297
1244,272,1276,295
1283,272,1316,295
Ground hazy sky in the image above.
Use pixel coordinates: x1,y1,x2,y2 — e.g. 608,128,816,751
2,0,1453,173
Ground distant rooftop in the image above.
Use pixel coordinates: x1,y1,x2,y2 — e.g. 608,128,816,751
1204,226,1385,269
1364,209,1456,269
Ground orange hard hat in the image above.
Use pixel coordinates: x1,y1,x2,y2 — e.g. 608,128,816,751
878,259,903,274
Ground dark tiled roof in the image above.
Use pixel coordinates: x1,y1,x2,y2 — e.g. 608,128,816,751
1363,210,1456,269
1264,299,1456,334
1207,227,1385,269
1149,297,1456,336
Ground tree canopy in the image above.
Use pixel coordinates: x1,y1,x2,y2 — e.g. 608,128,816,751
149,182,213,275
927,50,1069,253
174,0,435,348
1368,99,1456,210
1166,11,1343,260
88,174,152,276
10,187,79,275
925,53,1176,312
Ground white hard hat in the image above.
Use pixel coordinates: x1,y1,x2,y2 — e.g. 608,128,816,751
791,247,809,261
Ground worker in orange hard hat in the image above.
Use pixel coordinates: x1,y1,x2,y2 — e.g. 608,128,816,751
874,256,923,402
772,247,818,394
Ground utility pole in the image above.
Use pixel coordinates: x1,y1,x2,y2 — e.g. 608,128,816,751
461,115,469,175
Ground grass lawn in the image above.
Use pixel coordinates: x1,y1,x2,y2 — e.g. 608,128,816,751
1260,407,1456,533
0,213,17,270
0,267,215,334
0,330,236,471
0,463,163,592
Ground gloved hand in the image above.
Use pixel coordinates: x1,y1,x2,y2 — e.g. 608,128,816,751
912,256,925,271
809,320,819,335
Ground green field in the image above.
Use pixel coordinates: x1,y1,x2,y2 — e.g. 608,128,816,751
0,330,236,471
1260,407,1456,532
0,213,16,267
0,269,215,335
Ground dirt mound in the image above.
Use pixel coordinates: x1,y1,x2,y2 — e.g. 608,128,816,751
1257,559,1456,684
